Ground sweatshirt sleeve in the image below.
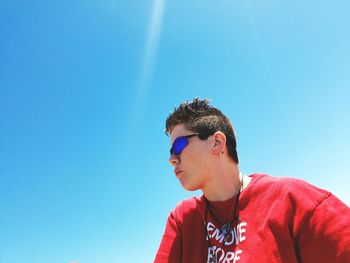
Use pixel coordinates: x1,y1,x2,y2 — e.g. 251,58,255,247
295,193,350,262
154,209,182,263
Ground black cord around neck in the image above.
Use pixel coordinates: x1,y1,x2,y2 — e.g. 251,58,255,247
204,174,243,263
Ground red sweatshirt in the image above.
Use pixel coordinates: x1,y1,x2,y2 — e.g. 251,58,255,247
154,174,350,263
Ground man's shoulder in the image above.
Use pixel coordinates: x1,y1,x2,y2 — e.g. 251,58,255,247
170,196,204,224
173,196,203,213
249,173,331,207
252,173,329,192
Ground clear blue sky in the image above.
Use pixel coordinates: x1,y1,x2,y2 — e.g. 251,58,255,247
1,0,349,262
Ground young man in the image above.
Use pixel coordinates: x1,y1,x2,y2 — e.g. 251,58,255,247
154,98,350,263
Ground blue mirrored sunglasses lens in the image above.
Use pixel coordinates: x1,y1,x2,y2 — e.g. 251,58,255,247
172,137,188,155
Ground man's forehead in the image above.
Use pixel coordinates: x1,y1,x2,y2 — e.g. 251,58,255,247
170,124,191,143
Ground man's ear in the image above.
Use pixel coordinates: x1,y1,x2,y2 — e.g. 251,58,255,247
211,131,226,155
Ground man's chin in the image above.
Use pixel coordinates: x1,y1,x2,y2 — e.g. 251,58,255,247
181,181,198,192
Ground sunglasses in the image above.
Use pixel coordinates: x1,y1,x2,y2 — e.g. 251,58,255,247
170,133,214,156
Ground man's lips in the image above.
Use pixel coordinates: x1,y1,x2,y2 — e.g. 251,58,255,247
174,169,183,177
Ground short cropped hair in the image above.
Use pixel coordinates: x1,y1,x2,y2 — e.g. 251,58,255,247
165,98,239,163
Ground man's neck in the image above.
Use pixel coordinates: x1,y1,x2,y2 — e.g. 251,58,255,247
202,163,245,202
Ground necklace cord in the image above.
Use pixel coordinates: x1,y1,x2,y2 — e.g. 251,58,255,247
204,173,244,262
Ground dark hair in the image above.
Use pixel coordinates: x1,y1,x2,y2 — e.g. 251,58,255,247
165,98,239,163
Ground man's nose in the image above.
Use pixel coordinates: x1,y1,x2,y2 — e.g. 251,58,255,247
169,154,179,166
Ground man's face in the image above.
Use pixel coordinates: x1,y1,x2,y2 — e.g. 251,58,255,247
168,124,213,191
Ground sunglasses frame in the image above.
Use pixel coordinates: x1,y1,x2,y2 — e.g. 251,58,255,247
170,133,214,156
